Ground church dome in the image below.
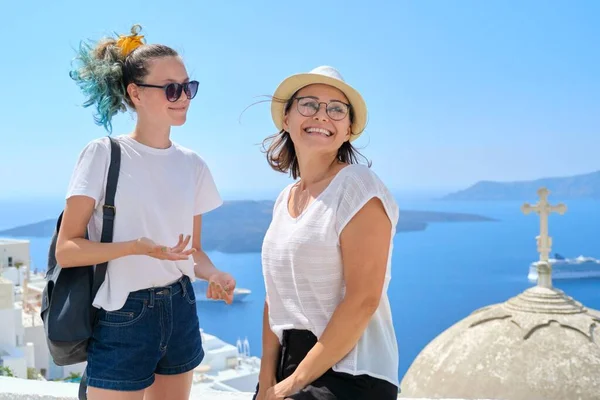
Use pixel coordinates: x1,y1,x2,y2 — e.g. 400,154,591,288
400,188,600,400
399,285,600,400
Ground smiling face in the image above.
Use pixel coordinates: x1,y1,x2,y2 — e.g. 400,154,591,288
127,56,193,127
283,83,352,157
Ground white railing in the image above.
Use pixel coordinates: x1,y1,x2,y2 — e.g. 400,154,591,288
0,377,251,400
0,377,483,400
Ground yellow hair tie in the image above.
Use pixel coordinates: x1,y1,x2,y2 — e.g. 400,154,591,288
116,24,145,57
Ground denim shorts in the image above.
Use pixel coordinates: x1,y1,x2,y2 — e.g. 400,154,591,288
86,275,204,391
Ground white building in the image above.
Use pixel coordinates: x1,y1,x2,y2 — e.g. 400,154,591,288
0,276,34,379
0,238,257,386
192,330,260,393
0,239,30,287
0,238,86,381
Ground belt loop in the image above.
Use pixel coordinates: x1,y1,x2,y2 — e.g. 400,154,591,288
180,277,188,298
148,290,155,308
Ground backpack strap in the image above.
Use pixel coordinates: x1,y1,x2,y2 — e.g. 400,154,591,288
91,136,121,298
78,370,89,400
80,136,121,400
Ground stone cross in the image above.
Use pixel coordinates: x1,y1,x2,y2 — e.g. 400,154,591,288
521,187,567,263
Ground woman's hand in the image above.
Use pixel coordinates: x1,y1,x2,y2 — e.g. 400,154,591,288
132,234,196,260
207,271,236,304
264,376,300,400
254,374,277,400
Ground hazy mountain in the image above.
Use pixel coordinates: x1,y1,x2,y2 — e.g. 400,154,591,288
0,201,494,253
441,170,600,201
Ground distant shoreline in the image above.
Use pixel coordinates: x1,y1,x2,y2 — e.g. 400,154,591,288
440,170,600,201
0,201,496,254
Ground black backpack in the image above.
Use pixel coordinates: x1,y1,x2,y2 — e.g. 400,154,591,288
40,136,121,399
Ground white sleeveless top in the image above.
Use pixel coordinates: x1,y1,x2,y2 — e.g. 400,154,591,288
261,164,399,387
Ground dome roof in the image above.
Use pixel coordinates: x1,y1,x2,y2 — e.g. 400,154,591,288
400,285,600,399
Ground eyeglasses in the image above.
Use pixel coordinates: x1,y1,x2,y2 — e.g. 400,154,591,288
294,96,351,121
135,80,199,102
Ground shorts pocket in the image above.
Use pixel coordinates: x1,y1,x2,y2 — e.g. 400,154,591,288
184,282,197,305
98,298,148,327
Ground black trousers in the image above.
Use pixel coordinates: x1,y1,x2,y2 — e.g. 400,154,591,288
252,329,398,400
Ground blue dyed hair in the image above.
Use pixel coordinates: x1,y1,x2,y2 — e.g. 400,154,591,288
69,26,178,133
69,40,127,133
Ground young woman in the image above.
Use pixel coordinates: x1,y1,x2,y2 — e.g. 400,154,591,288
56,25,235,400
254,66,400,400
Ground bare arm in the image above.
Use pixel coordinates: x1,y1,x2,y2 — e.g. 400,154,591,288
259,300,281,381
191,215,220,280
192,214,235,304
288,197,392,389
56,196,195,268
55,196,135,268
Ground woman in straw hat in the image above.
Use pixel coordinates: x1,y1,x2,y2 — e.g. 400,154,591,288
255,66,400,399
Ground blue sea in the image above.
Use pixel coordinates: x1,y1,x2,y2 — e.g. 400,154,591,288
1,196,599,383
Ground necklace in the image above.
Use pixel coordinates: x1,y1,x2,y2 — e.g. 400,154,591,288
290,160,340,217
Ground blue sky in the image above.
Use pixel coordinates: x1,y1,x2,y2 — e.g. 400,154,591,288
1,0,598,201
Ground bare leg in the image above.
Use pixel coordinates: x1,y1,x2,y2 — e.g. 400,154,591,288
87,387,145,400
143,371,194,400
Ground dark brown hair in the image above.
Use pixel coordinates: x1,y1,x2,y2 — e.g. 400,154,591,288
261,95,371,179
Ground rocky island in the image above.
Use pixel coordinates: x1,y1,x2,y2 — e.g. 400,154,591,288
0,201,494,253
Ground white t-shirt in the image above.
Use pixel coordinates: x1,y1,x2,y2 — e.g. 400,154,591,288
261,164,400,387
65,135,223,311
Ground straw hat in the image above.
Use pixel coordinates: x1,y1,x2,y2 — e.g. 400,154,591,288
271,66,367,141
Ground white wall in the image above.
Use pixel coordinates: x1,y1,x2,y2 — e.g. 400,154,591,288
0,377,256,400
219,373,260,393
0,309,16,350
0,282,14,310
0,242,30,274
23,324,50,378
0,269,26,288
12,309,24,349
24,343,34,370
2,355,26,379
201,348,239,371
0,377,467,400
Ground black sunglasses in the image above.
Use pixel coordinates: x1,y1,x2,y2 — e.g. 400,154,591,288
135,80,199,102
